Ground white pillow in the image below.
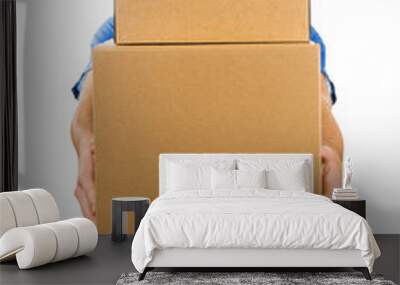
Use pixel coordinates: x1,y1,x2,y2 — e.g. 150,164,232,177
167,162,212,191
211,169,237,190
237,169,267,189
238,159,308,191
211,169,268,190
266,167,306,191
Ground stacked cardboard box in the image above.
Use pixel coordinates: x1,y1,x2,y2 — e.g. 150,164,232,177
94,0,321,233
114,0,310,44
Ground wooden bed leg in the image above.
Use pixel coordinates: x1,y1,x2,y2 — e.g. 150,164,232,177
354,267,372,280
138,268,148,281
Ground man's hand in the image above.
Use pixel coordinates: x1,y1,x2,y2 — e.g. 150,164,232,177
320,76,344,198
321,145,342,198
74,137,96,222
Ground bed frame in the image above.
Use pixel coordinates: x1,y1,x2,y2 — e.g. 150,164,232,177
139,154,371,281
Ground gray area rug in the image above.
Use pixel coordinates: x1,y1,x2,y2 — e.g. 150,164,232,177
117,272,396,285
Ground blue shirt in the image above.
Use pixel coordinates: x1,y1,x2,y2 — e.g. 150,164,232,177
72,17,336,104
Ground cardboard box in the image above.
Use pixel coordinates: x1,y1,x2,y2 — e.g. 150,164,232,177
93,43,321,233
115,0,310,44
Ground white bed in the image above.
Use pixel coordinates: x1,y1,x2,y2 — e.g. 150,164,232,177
131,154,380,280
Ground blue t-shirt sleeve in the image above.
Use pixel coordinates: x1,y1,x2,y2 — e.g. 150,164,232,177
72,20,336,104
310,26,337,104
71,17,115,99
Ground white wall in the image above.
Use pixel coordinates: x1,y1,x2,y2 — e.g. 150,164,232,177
311,0,400,233
17,0,400,233
16,0,112,219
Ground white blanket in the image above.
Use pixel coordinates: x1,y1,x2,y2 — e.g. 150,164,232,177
131,190,380,273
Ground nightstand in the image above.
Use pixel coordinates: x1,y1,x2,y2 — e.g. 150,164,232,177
333,200,366,219
112,197,150,242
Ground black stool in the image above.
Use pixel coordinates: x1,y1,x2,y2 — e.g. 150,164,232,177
112,197,150,242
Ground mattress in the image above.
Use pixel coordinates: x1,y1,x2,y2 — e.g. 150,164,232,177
131,190,380,273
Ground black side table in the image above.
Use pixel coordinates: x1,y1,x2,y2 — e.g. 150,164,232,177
333,200,366,219
112,197,150,242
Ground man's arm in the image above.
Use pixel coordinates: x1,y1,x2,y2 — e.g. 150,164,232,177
70,17,116,221
320,76,344,198
71,71,96,222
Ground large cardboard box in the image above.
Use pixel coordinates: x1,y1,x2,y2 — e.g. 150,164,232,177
93,44,321,233
115,0,310,44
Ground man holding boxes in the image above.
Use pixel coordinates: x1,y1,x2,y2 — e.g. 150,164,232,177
71,1,343,227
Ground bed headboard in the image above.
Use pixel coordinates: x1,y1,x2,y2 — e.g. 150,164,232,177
159,153,314,195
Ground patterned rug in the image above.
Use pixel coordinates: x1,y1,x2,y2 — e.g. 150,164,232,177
117,272,396,285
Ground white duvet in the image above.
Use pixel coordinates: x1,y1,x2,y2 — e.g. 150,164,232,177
131,190,380,273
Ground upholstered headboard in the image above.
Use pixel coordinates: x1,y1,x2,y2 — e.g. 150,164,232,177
159,153,314,194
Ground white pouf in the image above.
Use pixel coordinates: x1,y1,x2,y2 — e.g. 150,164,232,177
0,218,98,269
0,189,60,238
65,218,98,257
23,189,60,224
42,221,79,262
0,192,39,227
0,196,17,237
0,226,57,268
